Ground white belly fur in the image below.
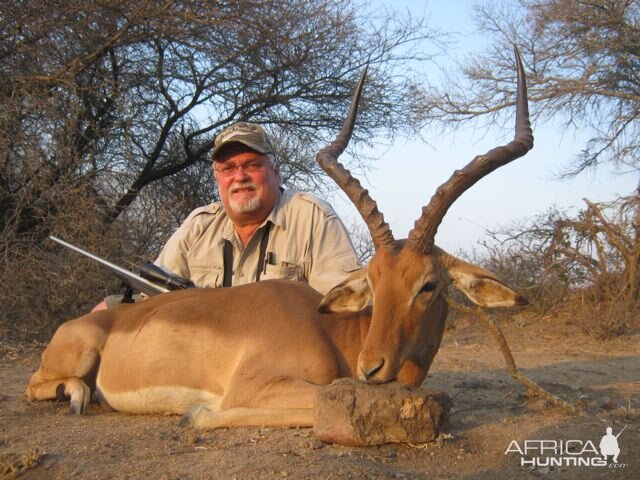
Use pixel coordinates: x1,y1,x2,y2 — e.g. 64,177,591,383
97,378,222,415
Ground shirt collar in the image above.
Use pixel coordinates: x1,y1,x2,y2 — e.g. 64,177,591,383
265,188,288,230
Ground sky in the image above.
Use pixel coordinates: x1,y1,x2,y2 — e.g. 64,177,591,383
330,0,638,254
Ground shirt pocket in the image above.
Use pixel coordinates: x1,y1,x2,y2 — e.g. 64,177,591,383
188,264,224,288
261,263,304,282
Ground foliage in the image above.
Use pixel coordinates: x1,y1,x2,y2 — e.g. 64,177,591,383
414,0,640,177
469,193,640,337
0,0,435,341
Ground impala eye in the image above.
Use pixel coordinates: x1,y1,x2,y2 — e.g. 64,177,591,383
419,281,438,294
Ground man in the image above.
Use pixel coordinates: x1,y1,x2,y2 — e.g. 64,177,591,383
156,121,361,293
96,122,361,310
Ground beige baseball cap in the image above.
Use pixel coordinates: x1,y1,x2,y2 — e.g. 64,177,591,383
211,122,275,161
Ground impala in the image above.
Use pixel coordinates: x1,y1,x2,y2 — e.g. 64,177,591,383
27,49,533,429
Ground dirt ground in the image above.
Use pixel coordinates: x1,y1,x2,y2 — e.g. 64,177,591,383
1,313,638,479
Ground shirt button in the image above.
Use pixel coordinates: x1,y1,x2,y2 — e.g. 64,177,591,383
237,272,244,277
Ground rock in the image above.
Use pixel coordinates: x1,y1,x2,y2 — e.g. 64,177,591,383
313,378,451,446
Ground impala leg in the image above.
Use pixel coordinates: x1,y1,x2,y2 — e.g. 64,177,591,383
181,377,318,429
26,313,110,415
26,345,100,415
27,375,93,414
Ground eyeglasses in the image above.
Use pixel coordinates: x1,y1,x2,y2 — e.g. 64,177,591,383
214,159,268,177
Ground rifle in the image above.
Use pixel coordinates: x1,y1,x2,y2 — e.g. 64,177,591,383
49,236,195,297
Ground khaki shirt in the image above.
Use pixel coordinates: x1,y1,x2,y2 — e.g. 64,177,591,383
155,189,362,294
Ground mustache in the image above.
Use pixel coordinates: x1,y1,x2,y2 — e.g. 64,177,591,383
229,182,257,194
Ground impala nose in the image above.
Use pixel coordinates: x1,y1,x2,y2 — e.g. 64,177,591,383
360,357,385,381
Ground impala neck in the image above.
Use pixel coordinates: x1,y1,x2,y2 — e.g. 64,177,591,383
318,307,372,377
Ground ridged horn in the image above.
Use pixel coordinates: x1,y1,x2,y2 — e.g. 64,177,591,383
406,47,534,253
316,67,395,250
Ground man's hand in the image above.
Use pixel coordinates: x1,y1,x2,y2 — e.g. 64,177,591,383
92,300,108,312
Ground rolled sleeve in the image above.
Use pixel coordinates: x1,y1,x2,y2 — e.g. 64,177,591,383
154,206,218,279
307,215,362,294
155,223,192,280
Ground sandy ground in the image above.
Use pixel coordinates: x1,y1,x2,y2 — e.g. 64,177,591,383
1,315,638,479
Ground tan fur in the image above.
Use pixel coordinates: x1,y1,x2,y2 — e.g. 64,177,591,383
26,249,525,428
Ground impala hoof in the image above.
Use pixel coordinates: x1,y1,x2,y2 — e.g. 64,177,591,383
178,413,194,428
70,400,86,415
49,379,90,415
180,405,211,428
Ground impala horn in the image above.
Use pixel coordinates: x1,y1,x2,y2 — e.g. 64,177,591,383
406,47,534,253
316,67,396,251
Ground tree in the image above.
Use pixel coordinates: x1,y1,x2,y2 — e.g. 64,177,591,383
0,0,435,342
2,1,432,238
414,0,640,178
469,192,640,337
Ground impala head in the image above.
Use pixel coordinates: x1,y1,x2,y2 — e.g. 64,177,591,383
316,49,533,385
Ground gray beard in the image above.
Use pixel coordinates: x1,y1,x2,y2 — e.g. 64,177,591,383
229,196,261,213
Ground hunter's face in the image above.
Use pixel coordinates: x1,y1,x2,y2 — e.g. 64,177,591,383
213,144,281,223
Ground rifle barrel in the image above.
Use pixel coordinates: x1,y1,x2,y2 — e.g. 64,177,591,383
49,236,170,296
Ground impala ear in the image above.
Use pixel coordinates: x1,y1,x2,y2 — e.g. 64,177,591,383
447,258,528,308
318,270,371,313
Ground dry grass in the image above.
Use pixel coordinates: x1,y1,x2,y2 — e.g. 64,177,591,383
0,449,43,479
